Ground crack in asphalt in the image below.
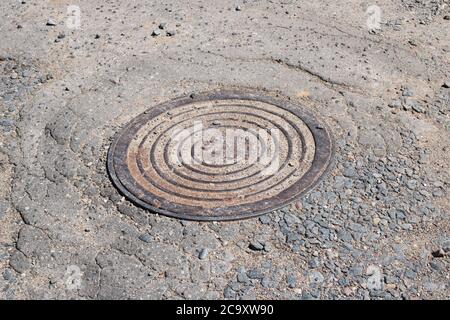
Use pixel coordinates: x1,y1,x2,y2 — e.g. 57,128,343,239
196,49,365,94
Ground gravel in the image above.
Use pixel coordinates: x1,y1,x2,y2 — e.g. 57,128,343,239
0,0,448,301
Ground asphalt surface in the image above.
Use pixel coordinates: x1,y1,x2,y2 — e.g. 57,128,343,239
0,0,449,299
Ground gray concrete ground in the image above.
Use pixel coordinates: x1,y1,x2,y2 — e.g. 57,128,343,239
0,0,449,299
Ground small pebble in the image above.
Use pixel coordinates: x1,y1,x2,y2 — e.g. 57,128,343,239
429,261,443,271
2,269,13,281
259,215,270,224
249,241,264,251
138,233,152,243
151,29,161,37
388,100,402,109
198,248,209,260
46,18,57,26
373,217,381,226
431,249,445,258
402,87,413,97
237,272,249,283
287,274,296,288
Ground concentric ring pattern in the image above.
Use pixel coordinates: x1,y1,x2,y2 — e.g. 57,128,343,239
107,91,334,221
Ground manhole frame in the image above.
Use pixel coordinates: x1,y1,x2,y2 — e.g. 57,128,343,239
107,89,335,221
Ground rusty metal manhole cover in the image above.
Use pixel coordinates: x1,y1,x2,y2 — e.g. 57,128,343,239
107,90,334,221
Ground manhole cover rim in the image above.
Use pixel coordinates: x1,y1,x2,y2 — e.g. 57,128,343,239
107,89,335,221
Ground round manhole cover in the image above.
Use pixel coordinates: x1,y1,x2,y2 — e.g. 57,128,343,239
107,90,334,221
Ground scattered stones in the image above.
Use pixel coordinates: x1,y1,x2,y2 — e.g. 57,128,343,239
411,103,425,113
247,269,264,280
0,0,448,301
237,271,249,284
442,240,450,253
259,215,270,224
429,261,443,271
2,269,13,282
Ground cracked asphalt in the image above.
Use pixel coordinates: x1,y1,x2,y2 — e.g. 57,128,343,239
0,0,449,299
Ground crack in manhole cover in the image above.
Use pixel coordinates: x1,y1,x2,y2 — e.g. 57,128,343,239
107,90,334,221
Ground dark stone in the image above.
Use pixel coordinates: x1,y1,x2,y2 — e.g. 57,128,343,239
138,233,152,243
249,241,264,251
287,274,296,288
247,269,264,280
